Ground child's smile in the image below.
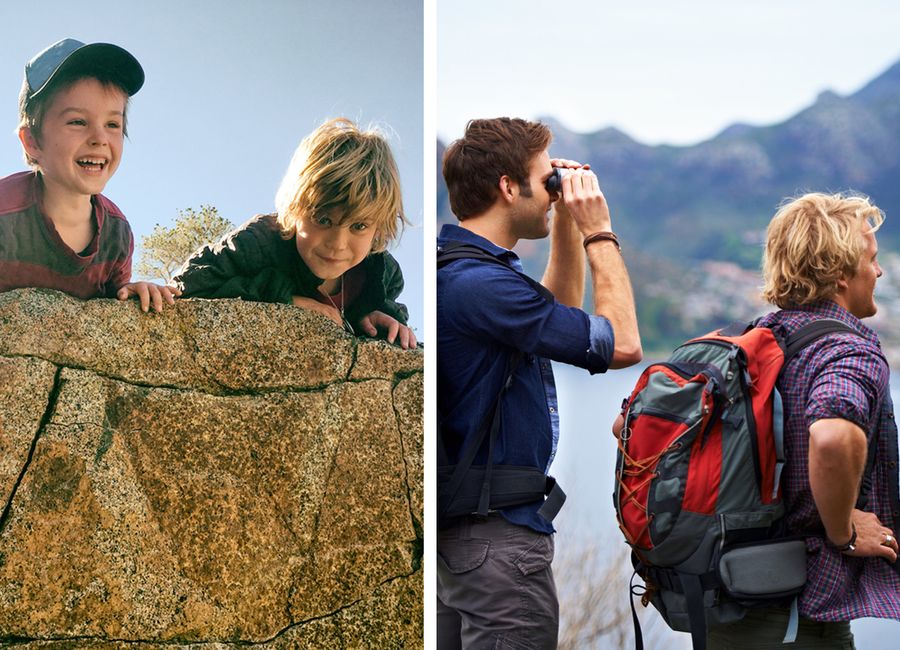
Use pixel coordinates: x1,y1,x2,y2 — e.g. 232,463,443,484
295,210,377,285
75,157,109,172
23,78,126,202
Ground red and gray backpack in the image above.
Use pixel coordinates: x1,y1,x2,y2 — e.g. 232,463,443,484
615,319,875,650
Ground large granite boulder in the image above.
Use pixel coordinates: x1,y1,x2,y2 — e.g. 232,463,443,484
0,289,423,648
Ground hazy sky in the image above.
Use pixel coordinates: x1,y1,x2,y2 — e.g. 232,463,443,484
0,0,424,333
438,1,900,146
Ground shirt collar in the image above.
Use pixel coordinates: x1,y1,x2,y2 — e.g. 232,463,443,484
785,300,879,343
438,223,521,267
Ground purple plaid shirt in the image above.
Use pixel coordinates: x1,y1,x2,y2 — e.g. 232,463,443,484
758,301,900,621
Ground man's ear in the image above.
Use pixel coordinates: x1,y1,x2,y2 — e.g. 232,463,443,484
498,174,517,204
18,127,41,162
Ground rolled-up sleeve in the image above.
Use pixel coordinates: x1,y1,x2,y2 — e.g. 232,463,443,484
442,262,614,373
805,339,888,432
586,314,614,373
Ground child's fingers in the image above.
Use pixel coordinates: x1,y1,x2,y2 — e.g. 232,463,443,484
135,284,151,312
116,286,130,301
361,317,378,336
149,286,164,313
399,326,415,350
385,319,400,344
324,307,343,327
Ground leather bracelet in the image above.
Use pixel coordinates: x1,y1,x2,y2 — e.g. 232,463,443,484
583,230,620,251
828,523,857,553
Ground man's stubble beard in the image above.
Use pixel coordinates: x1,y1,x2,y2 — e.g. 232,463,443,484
511,195,551,241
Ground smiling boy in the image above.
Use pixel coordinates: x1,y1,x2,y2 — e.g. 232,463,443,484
173,118,415,348
0,38,178,312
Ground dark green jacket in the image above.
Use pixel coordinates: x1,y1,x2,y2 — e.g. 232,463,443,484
173,213,408,326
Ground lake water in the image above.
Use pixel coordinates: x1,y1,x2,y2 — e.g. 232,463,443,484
549,362,899,649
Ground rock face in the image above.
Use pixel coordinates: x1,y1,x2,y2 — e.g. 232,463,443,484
0,289,423,648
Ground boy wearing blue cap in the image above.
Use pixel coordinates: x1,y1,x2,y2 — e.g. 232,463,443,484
0,38,179,312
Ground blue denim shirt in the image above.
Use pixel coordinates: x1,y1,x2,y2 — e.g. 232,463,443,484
437,224,614,533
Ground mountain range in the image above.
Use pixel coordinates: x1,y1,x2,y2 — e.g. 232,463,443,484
437,59,900,351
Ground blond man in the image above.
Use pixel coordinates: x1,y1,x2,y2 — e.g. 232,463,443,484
708,193,900,649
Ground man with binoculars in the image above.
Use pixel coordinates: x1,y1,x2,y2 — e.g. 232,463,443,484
436,117,642,648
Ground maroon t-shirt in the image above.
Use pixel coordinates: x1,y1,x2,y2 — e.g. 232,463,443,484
0,171,133,298
310,263,365,310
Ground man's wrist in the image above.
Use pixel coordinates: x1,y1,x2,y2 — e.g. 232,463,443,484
578,221,612,237
826,523,857,552
583,230,620,252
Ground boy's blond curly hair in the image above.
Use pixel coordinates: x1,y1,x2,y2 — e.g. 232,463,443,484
274,118,408,252
762,192,884,308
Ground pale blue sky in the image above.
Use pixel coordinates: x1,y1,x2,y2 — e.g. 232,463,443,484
438,1,900,145
0,0,423,333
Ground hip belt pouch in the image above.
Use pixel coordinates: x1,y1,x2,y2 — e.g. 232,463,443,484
717,539,807,600
438,465,552,517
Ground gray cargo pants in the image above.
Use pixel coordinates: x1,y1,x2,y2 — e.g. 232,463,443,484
437,513,558,649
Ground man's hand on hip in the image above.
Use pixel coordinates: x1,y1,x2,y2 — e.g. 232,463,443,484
845,509,898,562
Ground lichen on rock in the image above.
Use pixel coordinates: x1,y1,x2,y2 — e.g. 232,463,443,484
0,289,423,647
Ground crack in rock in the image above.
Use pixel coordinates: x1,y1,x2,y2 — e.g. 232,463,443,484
0,293,422,646
0,366,62,536
0,567,421,647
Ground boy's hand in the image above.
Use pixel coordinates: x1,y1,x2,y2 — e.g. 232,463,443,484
291,295,343,327
359,310,416,349
117,282,181,313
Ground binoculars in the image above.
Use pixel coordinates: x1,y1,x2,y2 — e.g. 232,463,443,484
545,167,589,194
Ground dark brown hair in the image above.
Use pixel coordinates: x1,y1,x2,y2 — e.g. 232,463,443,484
442,117,552,220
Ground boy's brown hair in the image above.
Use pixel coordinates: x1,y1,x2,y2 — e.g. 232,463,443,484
18,69,133,168
442,117,552,220
274,118,407,252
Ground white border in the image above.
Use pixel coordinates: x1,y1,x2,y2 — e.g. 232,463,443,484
422,0,437,647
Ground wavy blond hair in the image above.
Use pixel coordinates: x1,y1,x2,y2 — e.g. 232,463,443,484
761,192,884,308
274,118,407,252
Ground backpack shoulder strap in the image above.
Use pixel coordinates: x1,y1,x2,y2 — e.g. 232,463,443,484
438,350,525,518
783,318,857,364
437,241,554,304
437,242,504,268
437,241,556,520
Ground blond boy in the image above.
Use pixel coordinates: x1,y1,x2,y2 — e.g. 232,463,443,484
175,118,415,348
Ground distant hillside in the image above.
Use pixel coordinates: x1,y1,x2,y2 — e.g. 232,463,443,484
436,60,900,353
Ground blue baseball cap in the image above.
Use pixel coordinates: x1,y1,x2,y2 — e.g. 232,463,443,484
24,38,144,100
